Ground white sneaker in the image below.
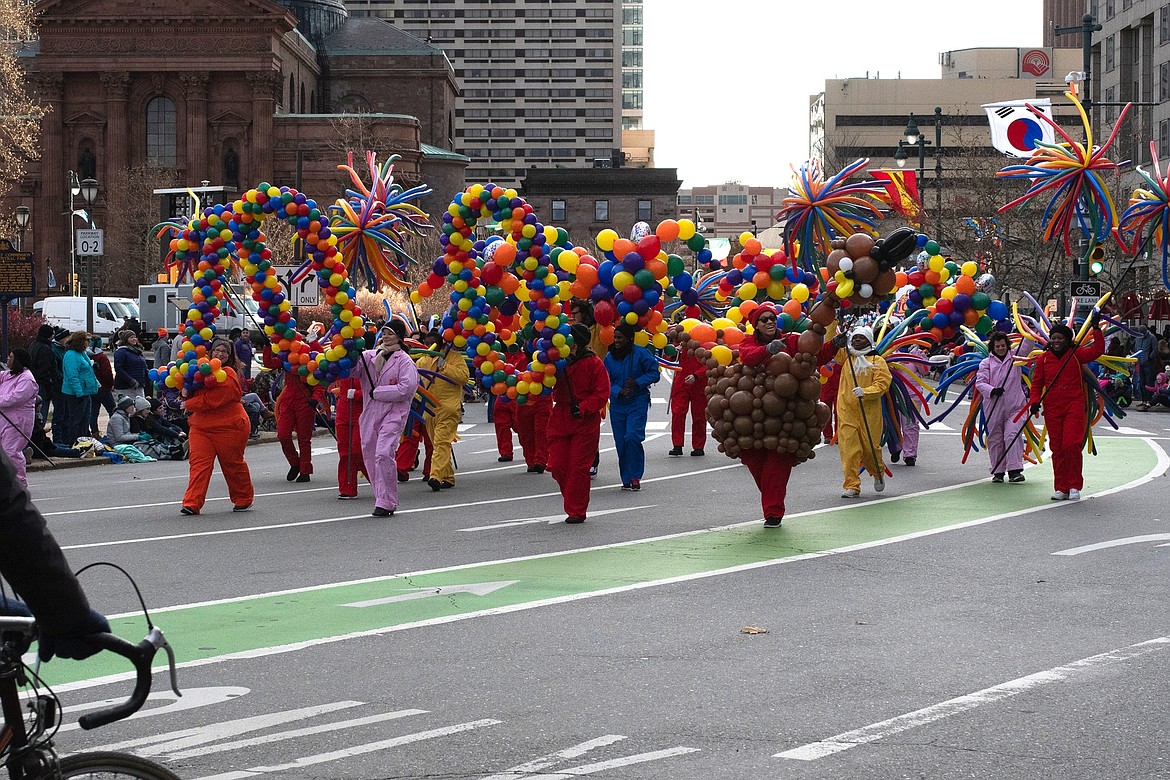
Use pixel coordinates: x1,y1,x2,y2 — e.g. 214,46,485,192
1050,491,1068,501
874,477,885,493
1067,489,1081,501
841,489,860,498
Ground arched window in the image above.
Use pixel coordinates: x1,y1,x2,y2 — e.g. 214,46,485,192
289,74,296,110
145,97,176,168
309,90,315,114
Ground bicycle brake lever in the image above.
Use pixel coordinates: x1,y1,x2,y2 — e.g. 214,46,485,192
162,640,181,697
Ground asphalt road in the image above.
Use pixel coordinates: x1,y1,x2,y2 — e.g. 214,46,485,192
20,389,1170,779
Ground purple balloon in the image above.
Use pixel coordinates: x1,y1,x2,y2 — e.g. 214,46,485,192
952,293,971,312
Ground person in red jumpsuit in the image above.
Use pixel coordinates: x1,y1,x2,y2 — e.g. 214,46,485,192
492,349,526,462
737,302,837,528
1027,317,1104,501
181,339,254,514
819,361,841,444
334,373,365,499
516,387,552,473
546,323,610,524
263,344,327,482
669,331,707,457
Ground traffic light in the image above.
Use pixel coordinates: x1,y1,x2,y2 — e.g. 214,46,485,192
1089,245,1105,276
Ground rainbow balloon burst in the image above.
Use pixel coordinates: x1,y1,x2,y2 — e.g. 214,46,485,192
996,91,1129,254
330,151,432,292
1118,141,1170,286
778,158,890,271
153,183,365,392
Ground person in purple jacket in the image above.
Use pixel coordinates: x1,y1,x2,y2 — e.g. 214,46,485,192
974,331,1028,484
0,349,41,486
356,320,419,517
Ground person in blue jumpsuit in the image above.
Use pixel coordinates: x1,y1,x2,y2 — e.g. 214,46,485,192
603,322,660,490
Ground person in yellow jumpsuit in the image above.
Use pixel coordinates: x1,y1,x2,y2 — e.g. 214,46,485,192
416,343,470,491
833,325,891,498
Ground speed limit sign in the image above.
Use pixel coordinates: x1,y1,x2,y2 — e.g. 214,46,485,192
76,229,104,256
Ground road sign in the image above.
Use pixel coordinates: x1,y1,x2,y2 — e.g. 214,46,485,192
271,266,319,307
0,239,36,297
76,228,104,256
1069,279,1101,298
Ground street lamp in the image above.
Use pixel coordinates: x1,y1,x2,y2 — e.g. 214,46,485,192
14,206,30,251
67,170,81,296
895,109,945,242
78,178,99,334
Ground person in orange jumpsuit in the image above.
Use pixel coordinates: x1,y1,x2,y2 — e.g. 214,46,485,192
737,303,836,528
1027,317,1104,501
263,343,326,482
669,331,707,457
546,323,610,524
181,339,254,515
492,349,526,462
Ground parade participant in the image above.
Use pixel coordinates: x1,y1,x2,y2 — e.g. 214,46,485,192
547,323,610,523
395,331,438,482
356,319,419,516
570,299,606,477
334,371,365,500
604,322,659,490
263,342,326,482
60,331,98,445
492,349,526,462
975,331,1027,483
0,349,41,486
820,361,841,444
669,328,707,457
834,325,892,498
180,338,253,515
893,343,927,467
516,380,552,474
737,302,836,527
1028,317,1104,501
416,340,469,491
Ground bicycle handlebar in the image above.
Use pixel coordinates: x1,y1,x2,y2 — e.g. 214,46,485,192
77,626,181,730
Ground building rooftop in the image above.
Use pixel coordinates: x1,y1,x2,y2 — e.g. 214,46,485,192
322,16,446,56
421,143,470,163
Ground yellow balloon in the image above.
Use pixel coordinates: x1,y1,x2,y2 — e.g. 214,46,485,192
766,281,786,300
738,282,758,300
559,253,580,274
633,331,650,347
739,231,754,245
962,261,979,277
938,268,950,282
596,229,618,252
613,271,635,290
711,344,733,366
651,333,667,349
711,317,735,331
929,254,945,272
726,307,743,324
792,283,810,303
837,279,855,299
680,318,700,333
677,219,696,241
940,286,957,300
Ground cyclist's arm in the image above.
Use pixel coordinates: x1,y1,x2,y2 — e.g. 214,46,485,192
0,449,94,636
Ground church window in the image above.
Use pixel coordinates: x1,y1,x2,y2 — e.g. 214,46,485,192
145,97,176,168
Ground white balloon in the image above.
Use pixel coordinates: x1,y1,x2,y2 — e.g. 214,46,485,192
630,221,652,242
839,258,854,273
858,284,874,299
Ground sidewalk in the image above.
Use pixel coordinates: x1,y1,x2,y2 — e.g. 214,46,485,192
26,430,280,471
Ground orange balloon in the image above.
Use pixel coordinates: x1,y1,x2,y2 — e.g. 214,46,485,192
744,238,762,255
739,300,759,316
753,271,770,288
645,259,667,278
493,242,518,265
499,274,520,295
964,309,980,326
924,270,941,285
656,220,680,242
722,327,745,346
782,299,802,319
690,323,717,344
895,272,908,288
930,327,944,340
954,275,976,295
599,326,615,345
575,264,599,287
612,238,637,259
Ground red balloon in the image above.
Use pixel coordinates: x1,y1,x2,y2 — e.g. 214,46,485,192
637,235,661,260
934,298,954,315
594,299,617,326
623,284,642,303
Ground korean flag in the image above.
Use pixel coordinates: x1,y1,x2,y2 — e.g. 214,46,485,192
982,99,1055,157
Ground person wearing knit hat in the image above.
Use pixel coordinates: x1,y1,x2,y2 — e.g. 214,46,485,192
261,330,328,483
603,322,659,491
415,336,470,492
668,323,708,458
546,321,610,522
736,302,838,527
1027,312,1105,500
29,323,64,442
833,324,892,498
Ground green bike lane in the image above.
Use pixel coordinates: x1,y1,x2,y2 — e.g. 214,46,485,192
49,437,1163,690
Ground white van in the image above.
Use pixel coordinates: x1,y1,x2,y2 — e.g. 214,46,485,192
34,296,140,338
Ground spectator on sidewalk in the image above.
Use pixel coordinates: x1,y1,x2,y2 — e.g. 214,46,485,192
113,330,148,400
87,337,115,438
61,331,98,446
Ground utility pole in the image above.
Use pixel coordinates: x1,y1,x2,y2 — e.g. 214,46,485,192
1054,14,1102,127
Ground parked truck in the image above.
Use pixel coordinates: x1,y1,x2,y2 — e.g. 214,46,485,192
33,296,140,338
138,283,261,338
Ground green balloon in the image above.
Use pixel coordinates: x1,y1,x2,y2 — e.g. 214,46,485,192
556,227,569,245
485,287,505,307
924,240,940,255
492,369,505,383
769,264,786,281
974,315,993,334
634,269,656,290
686,234,706,252
970,292,991,311
666,254,685,278
779,312,795,331
918,283,935,299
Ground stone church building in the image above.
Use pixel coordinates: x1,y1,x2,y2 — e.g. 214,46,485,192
15,0,466,296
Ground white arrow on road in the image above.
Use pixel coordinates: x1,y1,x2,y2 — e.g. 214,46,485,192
459,506,657,532
340,581,518,608
1052,534,1170,556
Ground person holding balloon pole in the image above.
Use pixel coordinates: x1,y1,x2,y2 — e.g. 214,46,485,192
547,324,610,523
357,319,419,516
604,322,660,491
833,325,891,498
416,341,470,491
263,344,326,483
181,338,254,515
669,329,707,457
1026,317,1104,501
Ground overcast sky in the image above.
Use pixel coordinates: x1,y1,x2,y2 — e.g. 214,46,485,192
641,0,1045,189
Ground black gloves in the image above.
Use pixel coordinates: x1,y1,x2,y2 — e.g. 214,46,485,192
1089,312,1102,330
766,340,784,355
990,387,1004,398
1030,402,1041,417
38,608,110,662
832,333,848,349
570,402,582,419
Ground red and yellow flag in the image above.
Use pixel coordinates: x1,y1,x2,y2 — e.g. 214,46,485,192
870,169,921,225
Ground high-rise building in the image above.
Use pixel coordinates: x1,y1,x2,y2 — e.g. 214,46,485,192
676,184,788,240
345,0,624,186
621,0,643,130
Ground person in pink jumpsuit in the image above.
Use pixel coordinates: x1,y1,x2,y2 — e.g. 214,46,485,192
0,349,41,486
975,331,1028,484
357,320,419,517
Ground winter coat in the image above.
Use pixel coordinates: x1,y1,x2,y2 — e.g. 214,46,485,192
106,409,138,444
90,350,114,392
604,345,659,407
0,370,39,462
975,348,1028,429
113,345,148,390
61,350,99,398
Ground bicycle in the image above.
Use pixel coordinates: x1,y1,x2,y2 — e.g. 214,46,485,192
0,616,181,779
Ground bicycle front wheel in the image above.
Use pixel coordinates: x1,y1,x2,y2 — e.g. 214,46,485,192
58,751,181,780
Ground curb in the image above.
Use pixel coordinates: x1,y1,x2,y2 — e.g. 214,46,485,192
26,431,280,472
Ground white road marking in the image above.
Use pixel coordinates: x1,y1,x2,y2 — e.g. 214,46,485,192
523,746,700,778
644,421,669,430
459,506,657,532
60,686,248,733
479,735,627,780
310,447,337,456
53,441,1169,697
90,701,365,753
1052,533,1170,555
187,719,501,780
163,709,427,760
1109,426,1153,436
775,636,1170,761
341,581,518,608
457,423,477,432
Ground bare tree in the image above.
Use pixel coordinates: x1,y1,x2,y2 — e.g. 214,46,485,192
0,0,42,238
101,165,179,296
328,113,398,159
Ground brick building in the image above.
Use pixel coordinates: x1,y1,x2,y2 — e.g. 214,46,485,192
521,167,681,252
12,0,466,297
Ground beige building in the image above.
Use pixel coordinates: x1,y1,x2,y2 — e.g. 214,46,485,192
676,184,787,241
